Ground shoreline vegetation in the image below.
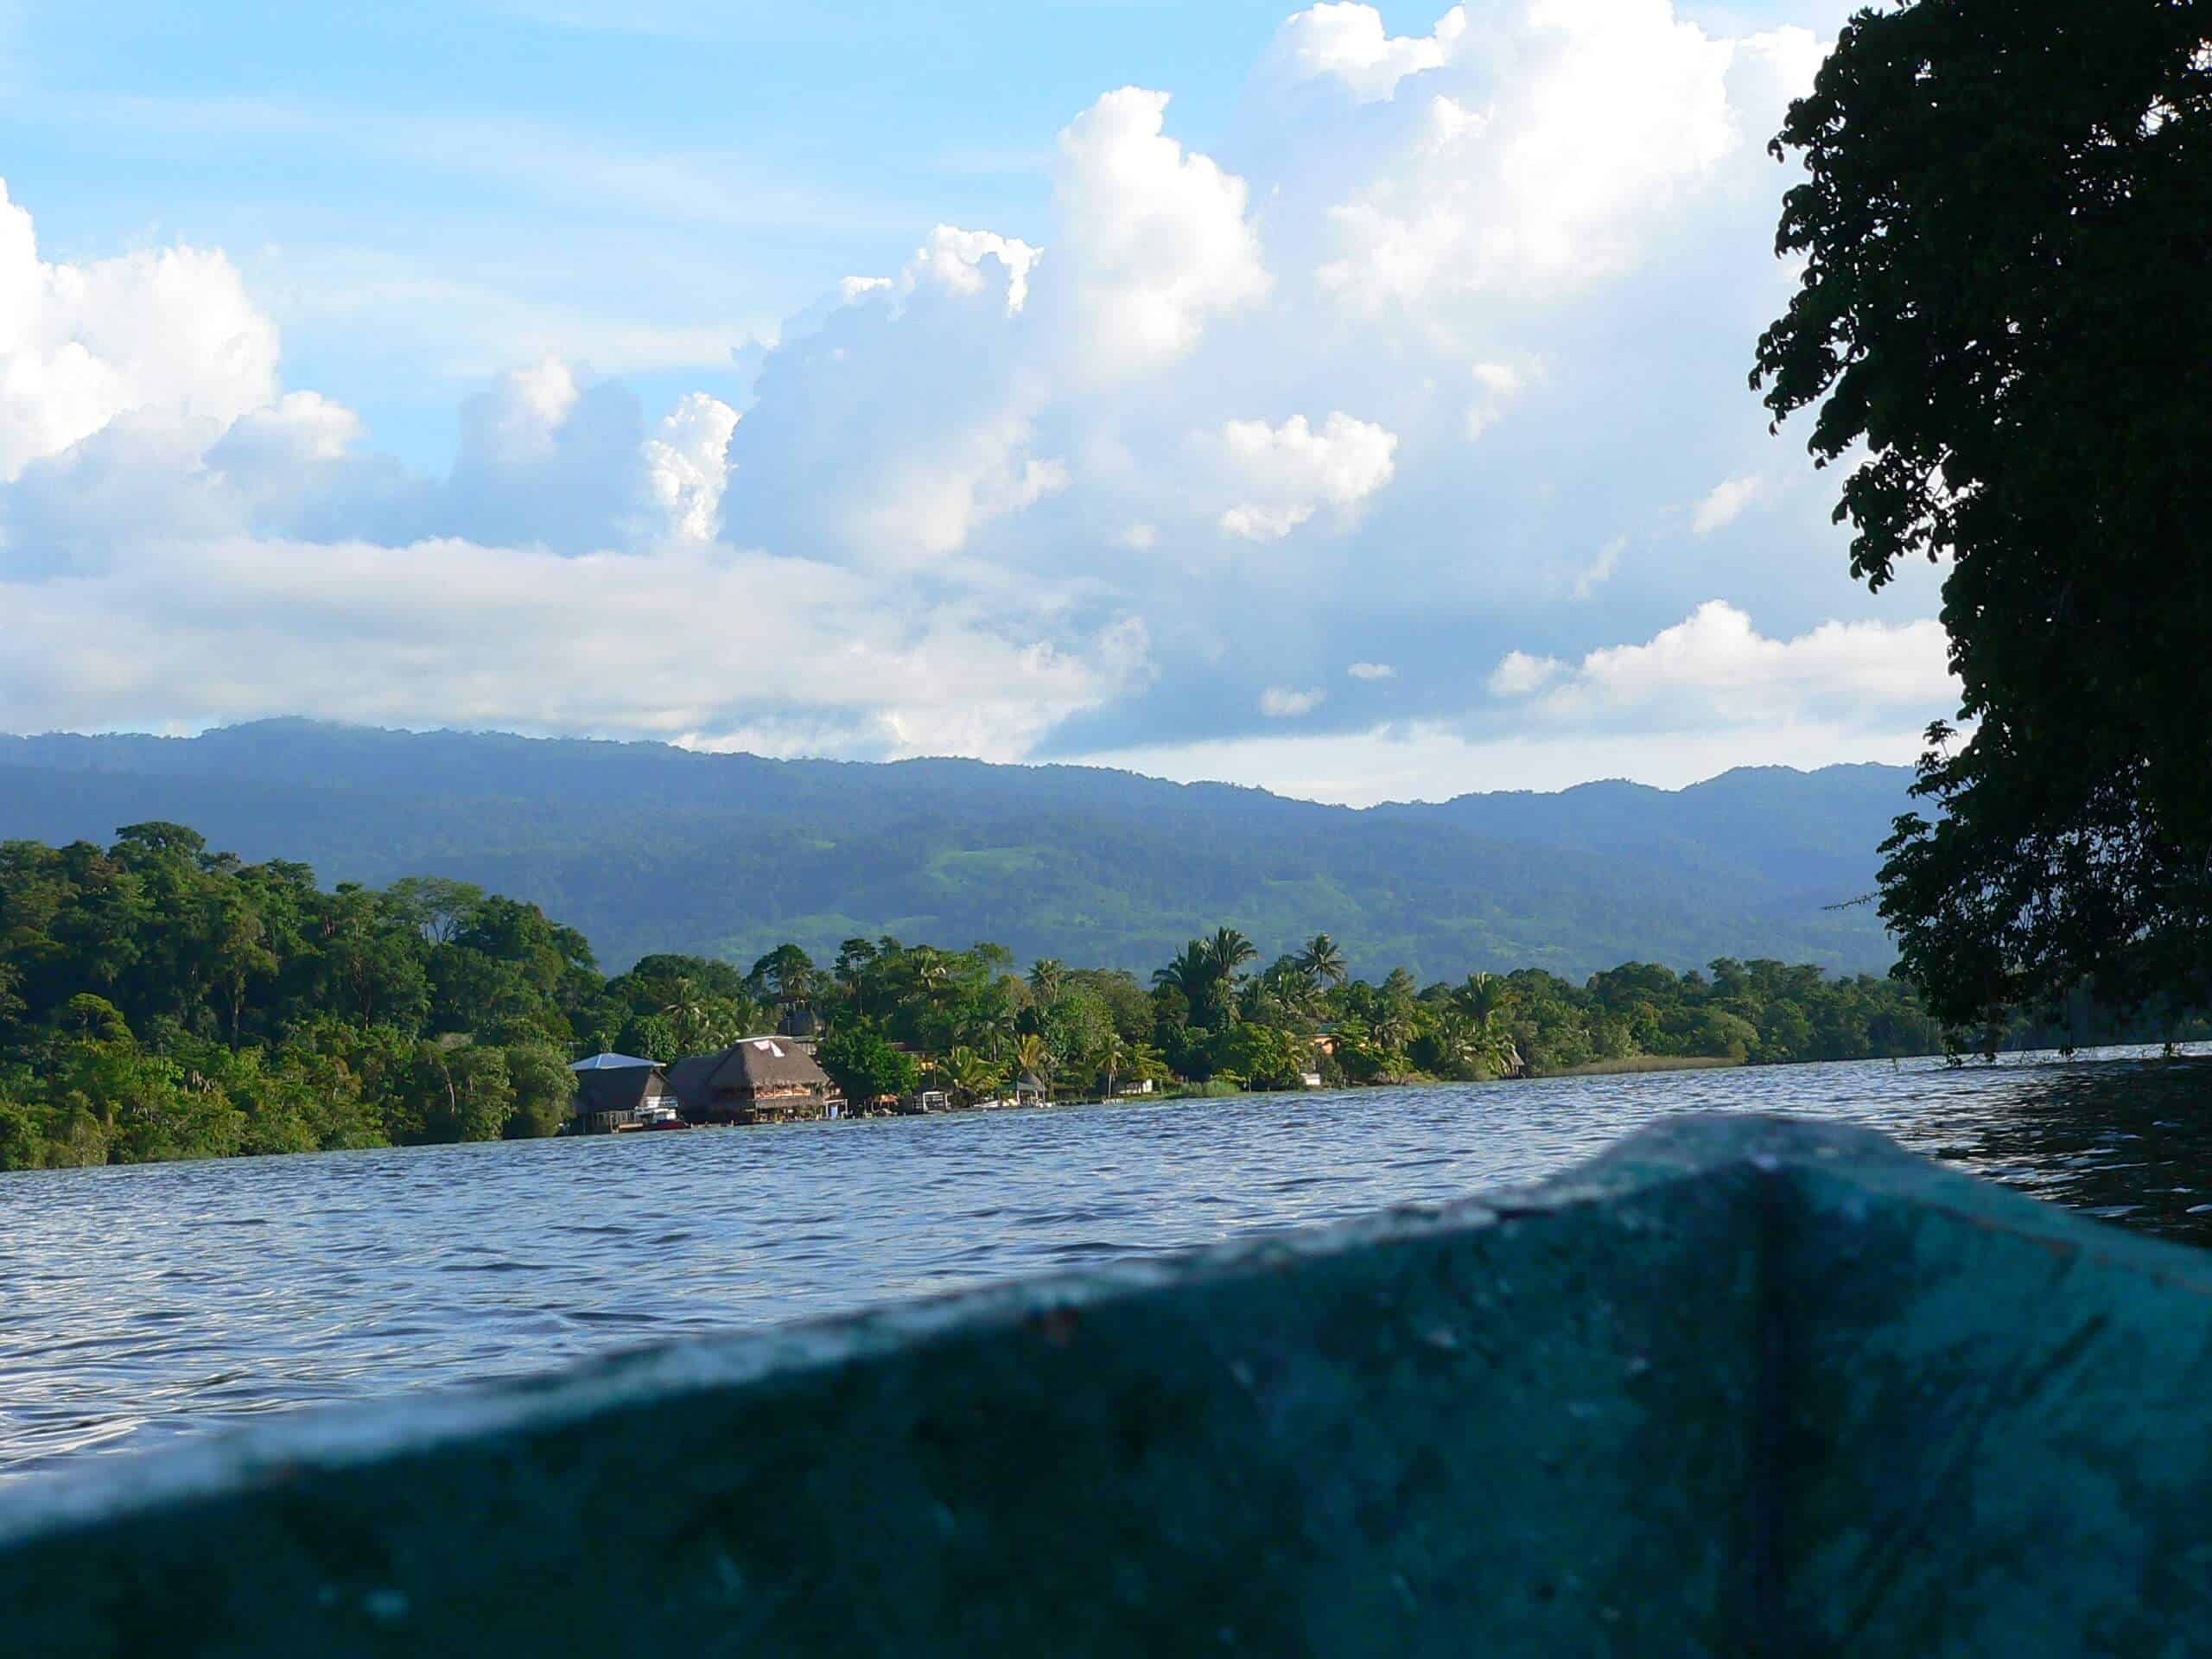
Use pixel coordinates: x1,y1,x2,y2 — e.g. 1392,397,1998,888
2,825,2202,1173
1527,1055,1746,1079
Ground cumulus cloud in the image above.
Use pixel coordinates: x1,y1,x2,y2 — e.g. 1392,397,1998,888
1308,3,1801,315
1049,87,1270,384
899,225,1042,315
0,179,277,481
1490,601,1955,727
0,179,1147,761
1217,412,1397,541
0,1,1919,797
1268,3,1470,104
1260,686,1327,718
1487,650,1562,697
640,391,741,543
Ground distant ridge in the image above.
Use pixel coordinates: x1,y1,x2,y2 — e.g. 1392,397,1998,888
0,721,1912,981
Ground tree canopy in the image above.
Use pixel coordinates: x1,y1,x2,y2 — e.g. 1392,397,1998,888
1754,0,2212,1026
11,823,2145,1175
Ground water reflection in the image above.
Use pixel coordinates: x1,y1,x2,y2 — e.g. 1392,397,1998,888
1878,1056,2212,1239
2,1045,2209,1482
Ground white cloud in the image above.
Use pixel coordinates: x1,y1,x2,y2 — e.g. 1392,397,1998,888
1491,601,1955,726
205,393,364,484
1691,474,1763,535
0,0,1889,803
0,179,1145,760
843,412,1070,563
1268,3,1470,104
1570,535,1624,601
0,534,1149,760
1346,660,1395,680
1220,504,1314,542
1465,359,1527,440
900,224,1041,315
1050,87,1270,383
1308,3,1796,315
1259,685,1327,718
1488,650,1563,696
1073,718,1932,807
1217,411,1398,540
640,391,740,543
0,179,277,482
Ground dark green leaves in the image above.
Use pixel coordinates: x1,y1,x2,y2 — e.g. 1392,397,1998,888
1755,0,2212,1025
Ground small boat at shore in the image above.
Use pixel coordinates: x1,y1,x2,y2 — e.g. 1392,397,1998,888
5,1114,2209,1654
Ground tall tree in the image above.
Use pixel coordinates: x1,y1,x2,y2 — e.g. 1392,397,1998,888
1205,927,1259,980
1027,957,1068,1004
746,944,818,1013
1294,933,1348,987
1753,0,2212,1026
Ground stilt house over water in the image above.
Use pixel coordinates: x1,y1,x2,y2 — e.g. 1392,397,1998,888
668,1037,836,1125
568,1052,674,1134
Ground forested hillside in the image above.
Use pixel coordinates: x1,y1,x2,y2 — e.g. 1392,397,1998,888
0,721,1911,979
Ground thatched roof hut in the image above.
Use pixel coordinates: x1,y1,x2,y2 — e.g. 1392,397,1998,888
669,1037,834,1125
567,1055,672,1133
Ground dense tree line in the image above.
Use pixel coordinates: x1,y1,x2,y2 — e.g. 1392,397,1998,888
0,825,783,1170
0,826,2057,1173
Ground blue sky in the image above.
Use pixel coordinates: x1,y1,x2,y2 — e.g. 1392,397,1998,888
0,0,1955,803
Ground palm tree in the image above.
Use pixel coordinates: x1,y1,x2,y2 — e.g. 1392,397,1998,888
1205,927,1259,982
1027,957,1068,1004
661,976,714,1050
1014,1032,1053,1088
915,951,956,1005
1427,1011,1490,1079
1479,1013,1525,1079
955,1001,1015,1063
1455,971,1510,1024
1096,1032,1131,1098
1295,932,1347,987
1369,1001,1415,1082
941,1046,1003,1106
1152,941,1215,1002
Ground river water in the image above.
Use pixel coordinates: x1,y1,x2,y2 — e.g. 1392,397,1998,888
5,1045,2211,1484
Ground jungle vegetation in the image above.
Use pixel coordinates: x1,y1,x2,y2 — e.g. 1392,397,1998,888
0,825,1970,1172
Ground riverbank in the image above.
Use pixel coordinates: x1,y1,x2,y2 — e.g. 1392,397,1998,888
1528,1054,1745,1079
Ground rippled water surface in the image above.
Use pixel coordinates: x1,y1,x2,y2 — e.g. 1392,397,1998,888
7,1046,2212,1483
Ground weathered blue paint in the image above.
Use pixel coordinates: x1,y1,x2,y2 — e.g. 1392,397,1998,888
2,1114,2208,1656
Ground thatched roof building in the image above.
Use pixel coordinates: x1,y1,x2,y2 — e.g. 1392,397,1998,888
669,1037,835,1125
567,1053,672,1133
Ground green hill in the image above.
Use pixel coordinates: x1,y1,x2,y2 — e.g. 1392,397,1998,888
0,721,1911,981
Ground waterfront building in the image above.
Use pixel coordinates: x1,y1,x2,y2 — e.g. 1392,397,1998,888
568,1052,675,1134
668,1037,836,1125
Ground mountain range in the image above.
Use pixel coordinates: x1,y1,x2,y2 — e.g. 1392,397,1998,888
0,721,1913,982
